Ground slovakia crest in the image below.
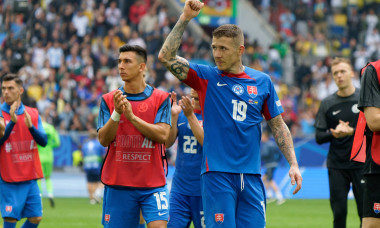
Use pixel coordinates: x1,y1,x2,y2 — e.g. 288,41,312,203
247,86,258,98
232,84,244,95
374,203,380,214
215,213,224,225
104,214,110,223
5,206,12,213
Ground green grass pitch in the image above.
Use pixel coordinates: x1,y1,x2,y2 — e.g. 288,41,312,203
6,198,361,227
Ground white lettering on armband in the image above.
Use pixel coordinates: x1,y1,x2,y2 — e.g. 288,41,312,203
111,110,121,122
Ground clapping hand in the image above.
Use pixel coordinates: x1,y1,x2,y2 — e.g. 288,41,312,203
179,96,194,117
330,120,353,138
170,92,182,118
10,101,19,123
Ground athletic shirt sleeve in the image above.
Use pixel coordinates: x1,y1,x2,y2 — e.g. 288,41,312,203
154,96,172,125
314,99,328,130
97,97,111,131
358,65,380,110
182,63,210,90
262,77,284,120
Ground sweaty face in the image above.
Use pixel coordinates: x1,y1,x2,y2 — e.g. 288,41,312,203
331,62,353,90
118,51,144,82
1,80,23,106
211,37,241,72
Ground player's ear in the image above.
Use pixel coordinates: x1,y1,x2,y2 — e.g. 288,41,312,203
239,45,245,55
139,62,146,73
19,86,24,95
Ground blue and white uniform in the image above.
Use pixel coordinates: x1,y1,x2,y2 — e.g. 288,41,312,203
168,110,204,228
183,63,283,227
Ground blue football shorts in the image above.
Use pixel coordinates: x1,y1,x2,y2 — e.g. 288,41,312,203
0,178,42,220
201,172,266,228
102,185,169,227
168,192,204,228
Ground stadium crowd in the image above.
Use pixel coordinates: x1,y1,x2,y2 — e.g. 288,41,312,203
0,0,379,146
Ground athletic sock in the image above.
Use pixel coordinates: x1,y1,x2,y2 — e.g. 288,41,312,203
21,220,39,228
275,191,283,201
4,221,16,228
46,178,53,196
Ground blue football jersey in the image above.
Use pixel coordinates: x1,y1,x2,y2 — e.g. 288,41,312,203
171,110,203,196
183,63,284,174
82,139,105,172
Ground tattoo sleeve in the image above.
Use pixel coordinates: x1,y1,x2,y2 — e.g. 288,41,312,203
159,17,190,80
267,115,298,166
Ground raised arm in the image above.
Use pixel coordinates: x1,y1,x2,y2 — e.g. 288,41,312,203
158,0,204,80
267,115,302,194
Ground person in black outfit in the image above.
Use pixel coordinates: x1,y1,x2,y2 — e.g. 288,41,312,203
357,61,380,228
315,57,364,228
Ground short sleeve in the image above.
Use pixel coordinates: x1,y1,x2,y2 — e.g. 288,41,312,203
97,97,111,131
154,96,172,126
358,65,380,110
262,78,284,120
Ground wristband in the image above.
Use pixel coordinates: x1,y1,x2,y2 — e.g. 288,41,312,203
111,110,121,122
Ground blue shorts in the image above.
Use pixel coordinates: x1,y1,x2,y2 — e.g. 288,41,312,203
201,172,266,228
168,192,204,228
85,170,101,183
0,178,42,220
102,185,169,228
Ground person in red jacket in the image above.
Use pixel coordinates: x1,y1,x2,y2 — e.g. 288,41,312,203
0,73,47,228
356,60,380,228
97,44,171,228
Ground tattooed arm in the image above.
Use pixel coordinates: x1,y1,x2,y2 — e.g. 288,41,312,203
158,0,204,80
267,115,303,194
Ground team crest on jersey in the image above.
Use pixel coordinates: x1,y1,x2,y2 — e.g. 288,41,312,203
104,214,110,223
5,206,12,213
138,103,148,112
374,203,380,214
215,213,224,224
352,104,360,113
232,84,244,95
247,86,258,98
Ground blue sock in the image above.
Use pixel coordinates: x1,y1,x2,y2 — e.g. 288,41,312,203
21,220,39,228
139,224,145,228
4,221,16,228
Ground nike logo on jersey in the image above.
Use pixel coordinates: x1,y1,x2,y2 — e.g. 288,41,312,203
332,110,341,115
217,82,227,86
158,212,168,216
178,123,185,126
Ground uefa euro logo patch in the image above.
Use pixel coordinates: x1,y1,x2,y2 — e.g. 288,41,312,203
247,86,258,98
232,84,244,95
215,213,224,225
374,203,380,214
104,214,110,224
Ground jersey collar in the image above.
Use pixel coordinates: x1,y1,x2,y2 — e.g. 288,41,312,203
1,102,25,115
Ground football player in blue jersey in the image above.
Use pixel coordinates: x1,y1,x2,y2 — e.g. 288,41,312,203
158,0,302,227
166,89,205,228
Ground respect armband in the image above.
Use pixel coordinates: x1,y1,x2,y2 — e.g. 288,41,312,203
111,110,121,122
